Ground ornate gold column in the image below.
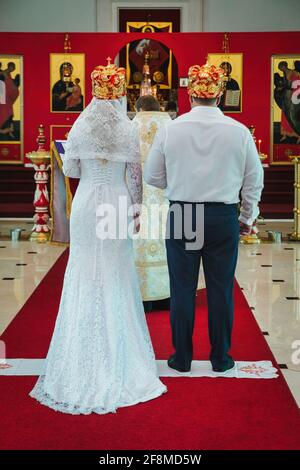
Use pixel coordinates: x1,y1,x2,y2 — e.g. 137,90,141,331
240,152,267,245
289,155,300,241
26,125,51,243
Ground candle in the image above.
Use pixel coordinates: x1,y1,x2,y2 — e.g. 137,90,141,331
258,139,262,154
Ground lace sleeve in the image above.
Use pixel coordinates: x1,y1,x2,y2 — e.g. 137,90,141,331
126,162,143,211
62,158,81,178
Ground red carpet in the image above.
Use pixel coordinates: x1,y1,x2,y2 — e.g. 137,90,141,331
0,250,299,450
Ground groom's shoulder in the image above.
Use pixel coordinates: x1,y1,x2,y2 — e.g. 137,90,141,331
166,111,191,128
174,111,191,122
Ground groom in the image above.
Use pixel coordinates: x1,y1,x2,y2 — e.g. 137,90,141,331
144,62,264,373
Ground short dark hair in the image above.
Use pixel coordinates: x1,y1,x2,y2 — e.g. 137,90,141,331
278,61,288,69
220,61,232,75
136,95,160,112
191,96,218,106
294,60,300,72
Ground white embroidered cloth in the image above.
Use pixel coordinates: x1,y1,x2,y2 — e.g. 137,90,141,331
0,359,278,379
132,111,171,301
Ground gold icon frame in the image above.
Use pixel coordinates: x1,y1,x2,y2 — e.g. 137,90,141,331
50,53,85,113
0,54,24,164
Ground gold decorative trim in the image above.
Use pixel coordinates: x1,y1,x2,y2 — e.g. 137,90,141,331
49,142,57,244
49,141,72,246
0,54,24,164
125,24,173,90
50,53,85,114
135,260,168,268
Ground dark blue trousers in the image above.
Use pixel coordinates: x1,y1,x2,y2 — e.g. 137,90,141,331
165,202,239,370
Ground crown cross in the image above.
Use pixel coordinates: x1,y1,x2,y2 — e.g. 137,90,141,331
106,56,112,66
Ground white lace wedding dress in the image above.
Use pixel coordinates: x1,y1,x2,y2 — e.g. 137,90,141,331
29,98,167,415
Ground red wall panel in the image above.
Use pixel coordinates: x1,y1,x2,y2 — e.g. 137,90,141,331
0,31,300,164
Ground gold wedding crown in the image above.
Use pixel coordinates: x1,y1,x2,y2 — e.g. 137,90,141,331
188,62,225,99
91,57,126,100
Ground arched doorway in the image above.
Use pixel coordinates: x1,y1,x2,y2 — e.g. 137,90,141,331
115,38,179,116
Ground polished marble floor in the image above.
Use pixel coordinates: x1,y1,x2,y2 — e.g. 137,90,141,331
0,220,65,335
0,219,299,407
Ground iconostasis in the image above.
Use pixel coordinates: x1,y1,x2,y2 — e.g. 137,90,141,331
0,31,300,165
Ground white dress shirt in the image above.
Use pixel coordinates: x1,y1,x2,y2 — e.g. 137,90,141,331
144,105,264,225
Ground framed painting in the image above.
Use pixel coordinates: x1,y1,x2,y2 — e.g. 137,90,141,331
207,53,243,113
0,55,23,164
270,55,300,165
50,53,85,113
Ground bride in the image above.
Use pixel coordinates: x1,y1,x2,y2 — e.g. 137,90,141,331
30,59,167,415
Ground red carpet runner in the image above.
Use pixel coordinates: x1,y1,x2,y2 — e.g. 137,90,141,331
0,250,299,450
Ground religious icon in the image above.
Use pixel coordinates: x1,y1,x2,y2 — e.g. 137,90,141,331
207,53,243,113
0,55,23,164
50,53,85,113
126,38,173,90
271,55,300,165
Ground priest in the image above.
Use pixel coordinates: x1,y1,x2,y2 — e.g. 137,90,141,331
132,95,171,311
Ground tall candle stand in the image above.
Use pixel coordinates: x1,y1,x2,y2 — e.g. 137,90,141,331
289,155,300,241
26,125,51,243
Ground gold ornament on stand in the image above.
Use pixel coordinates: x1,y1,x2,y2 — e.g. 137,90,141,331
289,155,300,241
26,125,51,243
220,33,231,92
248,126,268,163
239,224,261,245
140,51,153,97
